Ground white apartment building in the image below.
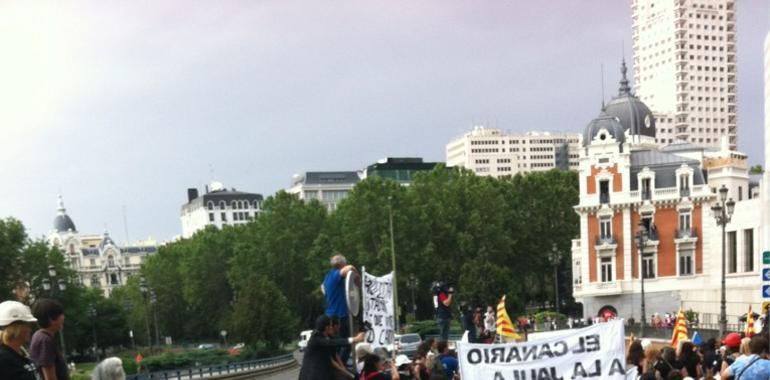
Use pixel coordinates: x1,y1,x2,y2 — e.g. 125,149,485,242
48,196,158,296
445,127,581,178
632,0,737,149
287,171,362,212
180,182,264,238
764,32,770,255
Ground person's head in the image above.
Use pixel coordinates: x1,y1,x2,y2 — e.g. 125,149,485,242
739,337,751,355
678,341,696,360
487,306,494,313
31,298,64,332
314,314,332,335
723,332,741,350
92,357,126,380
627,340,644,367
749,335,769,356
330,316,341,336
436,340,449,354
330,254,347,269
666,370,683,380
0,301,37,346
356,343,374,360
644,345,659,366
660,346,676,363
362,354,384,373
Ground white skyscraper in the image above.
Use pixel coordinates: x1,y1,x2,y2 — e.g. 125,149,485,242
764,31,770,253
632,0,737,149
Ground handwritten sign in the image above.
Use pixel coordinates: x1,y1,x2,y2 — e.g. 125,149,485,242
362,269,394,349
457,320,626,380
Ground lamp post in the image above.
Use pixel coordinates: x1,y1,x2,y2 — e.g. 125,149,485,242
387,196,399,332
139,276,152,349
406,274,419,318
150,290,160,347
42,265,68,362
124,301,135,349
635,221,649,338
87,303,98,361
711,185,735,337
549,244,561,315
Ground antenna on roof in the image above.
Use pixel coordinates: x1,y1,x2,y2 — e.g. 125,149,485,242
601,64,606,109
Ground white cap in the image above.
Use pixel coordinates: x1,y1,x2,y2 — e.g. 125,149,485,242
395,354,411,367
640,339,652,350
355,343,374,358
0,301,37,327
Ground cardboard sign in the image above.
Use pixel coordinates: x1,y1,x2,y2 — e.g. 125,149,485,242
457,320,626,380
362,270,394,349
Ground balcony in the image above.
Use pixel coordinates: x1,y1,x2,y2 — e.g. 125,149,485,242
641,190,652,201
679,188,690,197
676,228,698,240
574,281,623,297
599,193,610,204
595,235,617,246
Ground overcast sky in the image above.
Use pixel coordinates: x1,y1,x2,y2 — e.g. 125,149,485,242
2,1,768,243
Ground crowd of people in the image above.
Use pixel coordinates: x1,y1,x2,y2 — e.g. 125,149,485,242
0,298,126,380
626,332,770,379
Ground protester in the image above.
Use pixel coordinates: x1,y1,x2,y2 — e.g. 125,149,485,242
0,300,40,380
460,303,476,343
91,357,125,380
436,340,458,379
655,346,683,378
720,335,770,379
699,338,719,378
483,306,495,342
643,344,660,377
329,316,354,379
360,354,399,380
394,354,413,380
299,315,365,380
739,336,751,356
411,351,430,380
356,343,374,374
719,332,742,373
434,285,453,342
30,298,68,380
322,254,358,365
626,340,644,377
677,341,701,379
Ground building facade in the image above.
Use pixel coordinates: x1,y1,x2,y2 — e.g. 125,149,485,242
445,128,581,178
571,63,763,325
764,31,770,256
632,0,737,149
48,196,158,296
180,182,264,238
363,157,440,184
287,171,362,212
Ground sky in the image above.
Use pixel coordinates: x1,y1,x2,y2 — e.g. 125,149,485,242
1,1,768,243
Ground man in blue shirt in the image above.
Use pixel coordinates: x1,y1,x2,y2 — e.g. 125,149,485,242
437,340,458,379
721,335,770,380
322,254,357,367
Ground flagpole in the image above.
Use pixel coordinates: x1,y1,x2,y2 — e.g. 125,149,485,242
388,197,399,334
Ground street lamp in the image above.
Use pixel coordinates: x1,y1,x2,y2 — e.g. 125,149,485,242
124,301,135,349
711,184,735,337
44,265,68,361
387,196,399,332
549,244,561,315
87,304,98,362
139,276,152,349
635,221,649,338
150,290,160,347
406,274,419,317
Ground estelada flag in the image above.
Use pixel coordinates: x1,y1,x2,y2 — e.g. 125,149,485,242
670,308,688,347
745,305,756,337
496,295,521,340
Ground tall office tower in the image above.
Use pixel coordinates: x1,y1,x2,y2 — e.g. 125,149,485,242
763,31,770,253
632,0,737,149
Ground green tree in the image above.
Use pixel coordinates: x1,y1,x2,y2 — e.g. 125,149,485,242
230,274,296,348
750,164,764,174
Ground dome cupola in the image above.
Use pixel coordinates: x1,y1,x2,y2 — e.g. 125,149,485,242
603,59,656,139
583,111,626,147
53,195,77,233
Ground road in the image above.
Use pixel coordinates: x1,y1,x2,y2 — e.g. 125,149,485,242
250,352,302,380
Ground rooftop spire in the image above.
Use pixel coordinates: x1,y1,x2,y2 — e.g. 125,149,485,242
619,58,631,95
57,194,66,214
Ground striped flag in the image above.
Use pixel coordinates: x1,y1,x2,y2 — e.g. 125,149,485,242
670,308,688,347
496,295,522,340
745,305,755,337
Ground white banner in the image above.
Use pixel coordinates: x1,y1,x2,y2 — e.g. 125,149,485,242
362,270,394,349
458,320,627,380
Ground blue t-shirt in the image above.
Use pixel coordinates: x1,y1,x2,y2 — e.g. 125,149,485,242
728,354,770,379
323,269,348,317
440,354,458,378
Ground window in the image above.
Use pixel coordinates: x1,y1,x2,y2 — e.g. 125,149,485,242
209,213,214,222
91,275,100,287
679,211,691,233
738,186,743,201
90,258,96,267
680,174,690,197
219,201,226,209
221,212,227,222
107,255,115,267
599,180,610,204
600,258,613,283
679,250,694,276
69,244,75,254
110,273,119,285
727,231,737,273
642,254,655,279
641,178,652,200
744,229,754,272
207,201,214,210
600,218,612,240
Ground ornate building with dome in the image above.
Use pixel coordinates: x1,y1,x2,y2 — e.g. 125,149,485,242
571,61,763,326
47,196,158,296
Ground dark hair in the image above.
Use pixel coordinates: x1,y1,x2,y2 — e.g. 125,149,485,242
417,338,434,356
749,335,769,355
627,340,644,367
314,315,331,333
31,298,63,328
362,354,382,372
660,346,676,363
436,340,449,354
330,316,340,327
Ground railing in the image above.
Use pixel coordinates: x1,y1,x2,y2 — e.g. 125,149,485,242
599,193,610,204
654,188,678,196
595,235,617,246
641,190,652,200
126,353,295,380
679,188,690,197
676,227,698,239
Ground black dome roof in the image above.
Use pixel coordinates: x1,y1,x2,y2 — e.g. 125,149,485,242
603,60,656,138
583,111,626,147
54,214,77,232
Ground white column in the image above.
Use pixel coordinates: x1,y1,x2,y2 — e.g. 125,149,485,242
623,208,632,281
581,213,590,285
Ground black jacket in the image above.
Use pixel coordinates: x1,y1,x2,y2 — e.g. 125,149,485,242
298,331,350,380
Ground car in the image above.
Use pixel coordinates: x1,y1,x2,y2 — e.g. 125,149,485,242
396,333,422,356
298,329,313,352
197,343,219,350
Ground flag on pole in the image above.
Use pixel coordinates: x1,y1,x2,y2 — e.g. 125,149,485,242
671,308,688,347
745,305,755,337
691,331,702,345
496,295,522,340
